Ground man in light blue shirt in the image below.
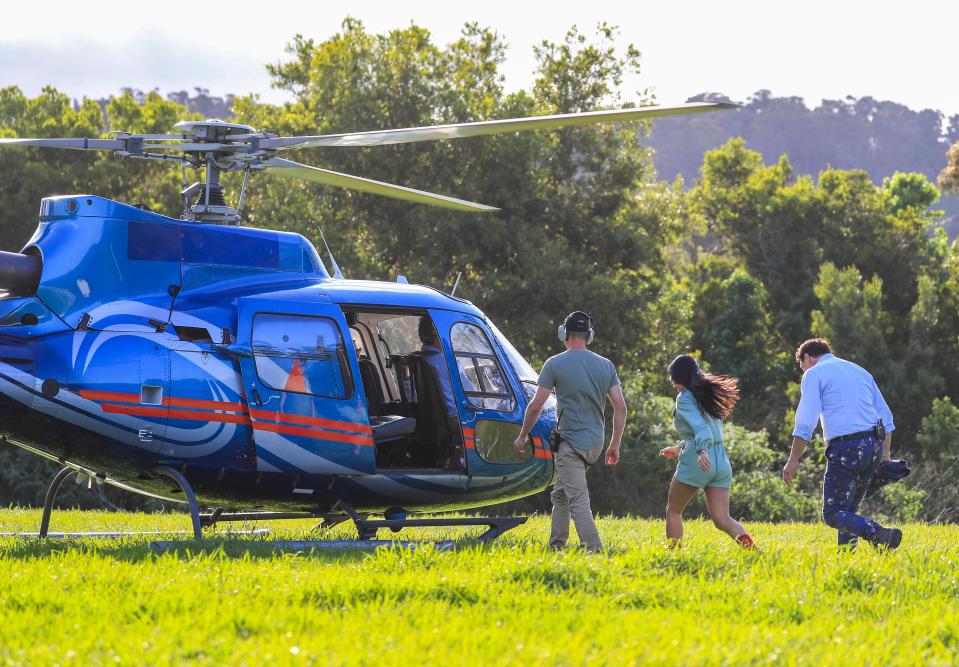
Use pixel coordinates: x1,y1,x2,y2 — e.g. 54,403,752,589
783,338,902,550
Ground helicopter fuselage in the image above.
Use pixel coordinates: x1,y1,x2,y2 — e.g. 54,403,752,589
0,195,557,514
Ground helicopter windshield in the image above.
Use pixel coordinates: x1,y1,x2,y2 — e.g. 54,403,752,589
486,320,556,412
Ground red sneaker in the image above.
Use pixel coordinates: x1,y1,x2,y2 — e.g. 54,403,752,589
735,533,756,550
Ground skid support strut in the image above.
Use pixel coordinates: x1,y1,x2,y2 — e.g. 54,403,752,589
38,466,79,538
36,465,204,539
149,465,203,540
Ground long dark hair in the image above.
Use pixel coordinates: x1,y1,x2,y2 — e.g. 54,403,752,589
667,354,740,420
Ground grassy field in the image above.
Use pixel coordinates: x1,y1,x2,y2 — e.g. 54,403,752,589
0,509,957,666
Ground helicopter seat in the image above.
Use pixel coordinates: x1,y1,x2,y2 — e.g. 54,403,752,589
409,352,452,467
370,414,417,443
358,357,385,416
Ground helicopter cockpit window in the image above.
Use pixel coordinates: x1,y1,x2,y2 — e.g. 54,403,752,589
486,320,556,413
252,313,353,399
450,323,515,412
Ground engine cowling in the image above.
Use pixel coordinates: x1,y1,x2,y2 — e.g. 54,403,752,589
0,250,41,297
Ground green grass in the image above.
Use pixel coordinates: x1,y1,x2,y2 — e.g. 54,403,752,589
1,509,957,666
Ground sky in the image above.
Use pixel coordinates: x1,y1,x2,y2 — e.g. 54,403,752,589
1,0,956,119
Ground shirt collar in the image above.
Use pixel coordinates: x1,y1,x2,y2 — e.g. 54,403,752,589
803,353,835,376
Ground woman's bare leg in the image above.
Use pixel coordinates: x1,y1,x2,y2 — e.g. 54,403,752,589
703,486,747,539
666,479,698,544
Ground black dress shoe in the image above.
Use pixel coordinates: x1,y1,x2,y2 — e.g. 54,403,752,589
871,526,903,550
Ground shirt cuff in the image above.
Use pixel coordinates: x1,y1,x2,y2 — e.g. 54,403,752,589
792,425,813,441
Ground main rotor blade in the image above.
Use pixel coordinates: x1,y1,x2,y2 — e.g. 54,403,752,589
260,102,736,150
0,137,126,150
264,157,499,213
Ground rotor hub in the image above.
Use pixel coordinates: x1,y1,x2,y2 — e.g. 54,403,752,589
173,119,257,142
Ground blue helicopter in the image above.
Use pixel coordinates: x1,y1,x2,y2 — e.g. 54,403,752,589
0,103,730,541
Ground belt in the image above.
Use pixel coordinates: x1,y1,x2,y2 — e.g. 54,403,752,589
828,430,877,446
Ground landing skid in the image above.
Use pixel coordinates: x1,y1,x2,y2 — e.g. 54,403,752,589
330,500,528,543
26,466,528,548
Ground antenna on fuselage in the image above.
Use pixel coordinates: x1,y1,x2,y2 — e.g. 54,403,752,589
314,225,344,279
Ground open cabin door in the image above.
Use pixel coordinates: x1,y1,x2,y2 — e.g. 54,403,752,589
427,310,535,467
235,295,375,476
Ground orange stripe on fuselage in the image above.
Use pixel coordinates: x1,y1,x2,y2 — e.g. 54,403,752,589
80,390,140,404
531,436,553,459
99,404,167,418
251,420,374,446
81,390,373,443
80,390,247,413
167,396,247,412
249,409,372,435
100,403,252,424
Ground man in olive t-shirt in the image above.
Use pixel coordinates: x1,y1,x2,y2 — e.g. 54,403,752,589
513,311,628,552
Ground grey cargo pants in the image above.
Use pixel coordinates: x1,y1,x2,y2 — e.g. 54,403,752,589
550,440,603,552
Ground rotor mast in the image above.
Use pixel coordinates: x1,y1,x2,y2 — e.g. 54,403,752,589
174,119,259,225
180,154,238,224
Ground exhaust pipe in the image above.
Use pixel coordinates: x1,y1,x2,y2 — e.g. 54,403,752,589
0,250,41,296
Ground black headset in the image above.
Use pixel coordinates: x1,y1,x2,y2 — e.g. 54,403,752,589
557,311,594,344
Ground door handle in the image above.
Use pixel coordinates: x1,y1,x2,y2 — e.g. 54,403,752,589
251,388,279,406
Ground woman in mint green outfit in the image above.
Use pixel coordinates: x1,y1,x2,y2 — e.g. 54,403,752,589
659,355,755,549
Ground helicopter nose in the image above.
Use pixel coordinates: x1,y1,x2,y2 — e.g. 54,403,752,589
0,250,41,297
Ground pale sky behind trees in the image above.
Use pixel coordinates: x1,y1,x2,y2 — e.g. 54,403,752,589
1,0,956,118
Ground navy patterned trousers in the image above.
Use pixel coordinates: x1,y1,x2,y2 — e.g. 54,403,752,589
822,436,882,547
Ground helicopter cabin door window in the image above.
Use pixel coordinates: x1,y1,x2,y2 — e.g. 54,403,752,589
450,323,515,412
473,419,533,463
252,313,353,399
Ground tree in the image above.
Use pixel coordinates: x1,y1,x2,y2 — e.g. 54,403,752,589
940,142,959,195
234,20,677,367
817,169,938,319
917,397,959,462
688,260,790,429
692,139,821,343
0,87,193,251
693,140,941,352
811,263,891,375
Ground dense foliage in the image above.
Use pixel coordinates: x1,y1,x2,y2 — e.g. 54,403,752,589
1,21,956,523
